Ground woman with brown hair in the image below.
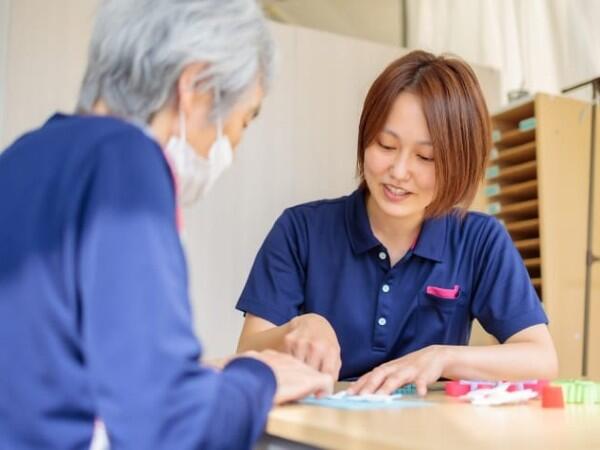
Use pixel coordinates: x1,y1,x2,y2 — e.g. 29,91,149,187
236,50,558,396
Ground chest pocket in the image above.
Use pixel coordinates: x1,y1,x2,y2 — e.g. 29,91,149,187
417,285,467,345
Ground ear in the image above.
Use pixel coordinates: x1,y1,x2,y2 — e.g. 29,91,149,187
174,62,212,127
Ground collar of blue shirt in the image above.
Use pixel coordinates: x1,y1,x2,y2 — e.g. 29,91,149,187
344,188,447,262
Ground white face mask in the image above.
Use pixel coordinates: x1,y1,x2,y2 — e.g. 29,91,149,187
165,108,233,206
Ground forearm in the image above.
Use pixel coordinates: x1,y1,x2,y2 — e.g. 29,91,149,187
442,342,558,381
237,322,291,353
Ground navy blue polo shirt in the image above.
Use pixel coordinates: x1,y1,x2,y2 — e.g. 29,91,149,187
236,189,548,380
0,114,275,449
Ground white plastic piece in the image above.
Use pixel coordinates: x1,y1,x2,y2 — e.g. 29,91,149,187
460,382,538,406
328,390,403,403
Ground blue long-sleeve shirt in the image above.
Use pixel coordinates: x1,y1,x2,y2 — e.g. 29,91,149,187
0,113,276,449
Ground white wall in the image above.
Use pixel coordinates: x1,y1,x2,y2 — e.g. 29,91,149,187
183,22,500,357
0,5,500,357
0,0,96,149
263,0,405,47
0,0,10,145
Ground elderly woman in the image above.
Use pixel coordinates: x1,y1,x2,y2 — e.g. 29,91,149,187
0,1,332,449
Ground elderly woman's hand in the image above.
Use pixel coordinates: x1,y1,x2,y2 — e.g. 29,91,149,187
244,350,334,404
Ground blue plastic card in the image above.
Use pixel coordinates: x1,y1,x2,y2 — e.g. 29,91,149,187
299,396,431,410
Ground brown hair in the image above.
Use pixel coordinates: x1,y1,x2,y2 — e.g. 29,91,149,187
357,50,491,218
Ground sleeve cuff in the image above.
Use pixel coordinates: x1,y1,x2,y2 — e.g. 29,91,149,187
480,306,549,343
235,297,294,327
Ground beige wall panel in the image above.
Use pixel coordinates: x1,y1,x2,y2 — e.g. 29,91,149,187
536,94,592,377
586,111,600,379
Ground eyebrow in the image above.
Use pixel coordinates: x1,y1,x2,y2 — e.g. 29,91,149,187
382,128,432,146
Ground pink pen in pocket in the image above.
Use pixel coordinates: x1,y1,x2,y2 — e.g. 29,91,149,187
426,284,460,299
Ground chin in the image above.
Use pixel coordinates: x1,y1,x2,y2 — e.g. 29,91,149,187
375,198,417,219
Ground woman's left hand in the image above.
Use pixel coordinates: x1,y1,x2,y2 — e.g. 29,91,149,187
347,345,449,396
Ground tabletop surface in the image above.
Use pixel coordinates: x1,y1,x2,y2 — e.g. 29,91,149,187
266,384,600,450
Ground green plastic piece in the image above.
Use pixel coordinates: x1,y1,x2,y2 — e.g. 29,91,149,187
486,202,501,215
485,165,500,179
492,130,502,143
518,117,537,131
484,184,501,197
551,380,600,404
394,384,417,395
490,147,499,161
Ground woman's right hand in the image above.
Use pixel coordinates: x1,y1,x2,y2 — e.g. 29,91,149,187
282,313,342,380
247,350,334,404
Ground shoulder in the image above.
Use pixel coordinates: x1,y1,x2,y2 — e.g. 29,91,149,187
447,210,505,237
281,194,350,224
443,210,511,256
267,194,351,244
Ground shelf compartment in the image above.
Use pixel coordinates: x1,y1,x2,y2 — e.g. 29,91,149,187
492,99,534,124
485,179,538,201
486,160,537,183
523,257,541,269
490,141,536,166
506,218,540,238
492,128,535,148
487,199,539,219
514,237,540,252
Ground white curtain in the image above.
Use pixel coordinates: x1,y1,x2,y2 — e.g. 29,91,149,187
406,0,600,104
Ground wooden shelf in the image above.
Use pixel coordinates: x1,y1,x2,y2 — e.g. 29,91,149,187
506,218,540,238
491,141,536,166
523,257,541,269
490,199,539,219
487,160,537,183
515,237,540,251
487,93,600,377
493,128,535,148
492,99,534,124
486,179,538,201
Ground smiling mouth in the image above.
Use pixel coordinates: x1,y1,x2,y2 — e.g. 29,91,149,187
383,184,413,199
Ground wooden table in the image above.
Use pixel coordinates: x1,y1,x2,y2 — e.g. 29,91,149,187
266,384,600,449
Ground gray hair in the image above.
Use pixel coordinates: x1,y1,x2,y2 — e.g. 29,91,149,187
76,0,274,123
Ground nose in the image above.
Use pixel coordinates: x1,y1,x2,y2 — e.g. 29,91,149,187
389,152,411,181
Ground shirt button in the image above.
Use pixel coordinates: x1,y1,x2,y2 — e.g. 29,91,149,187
378,251,387,260
378,317,387,326
381,284,390,293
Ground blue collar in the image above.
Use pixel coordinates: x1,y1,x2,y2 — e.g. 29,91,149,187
344,188,447,262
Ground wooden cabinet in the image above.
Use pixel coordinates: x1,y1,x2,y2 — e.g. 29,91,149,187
486,93,599,378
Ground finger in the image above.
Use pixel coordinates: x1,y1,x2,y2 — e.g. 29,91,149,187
375,373,411,395
315,373,335,397
356,367,392,395
319,350,341,380
347,374,368,395
415,377,429,396
290,338,308,364
290,371,334,403
305,342,325,371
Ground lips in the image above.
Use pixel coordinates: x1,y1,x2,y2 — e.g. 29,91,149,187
383,183,413,201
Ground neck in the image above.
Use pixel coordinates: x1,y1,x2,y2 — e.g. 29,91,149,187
91,99,174,148
366,192,424,257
